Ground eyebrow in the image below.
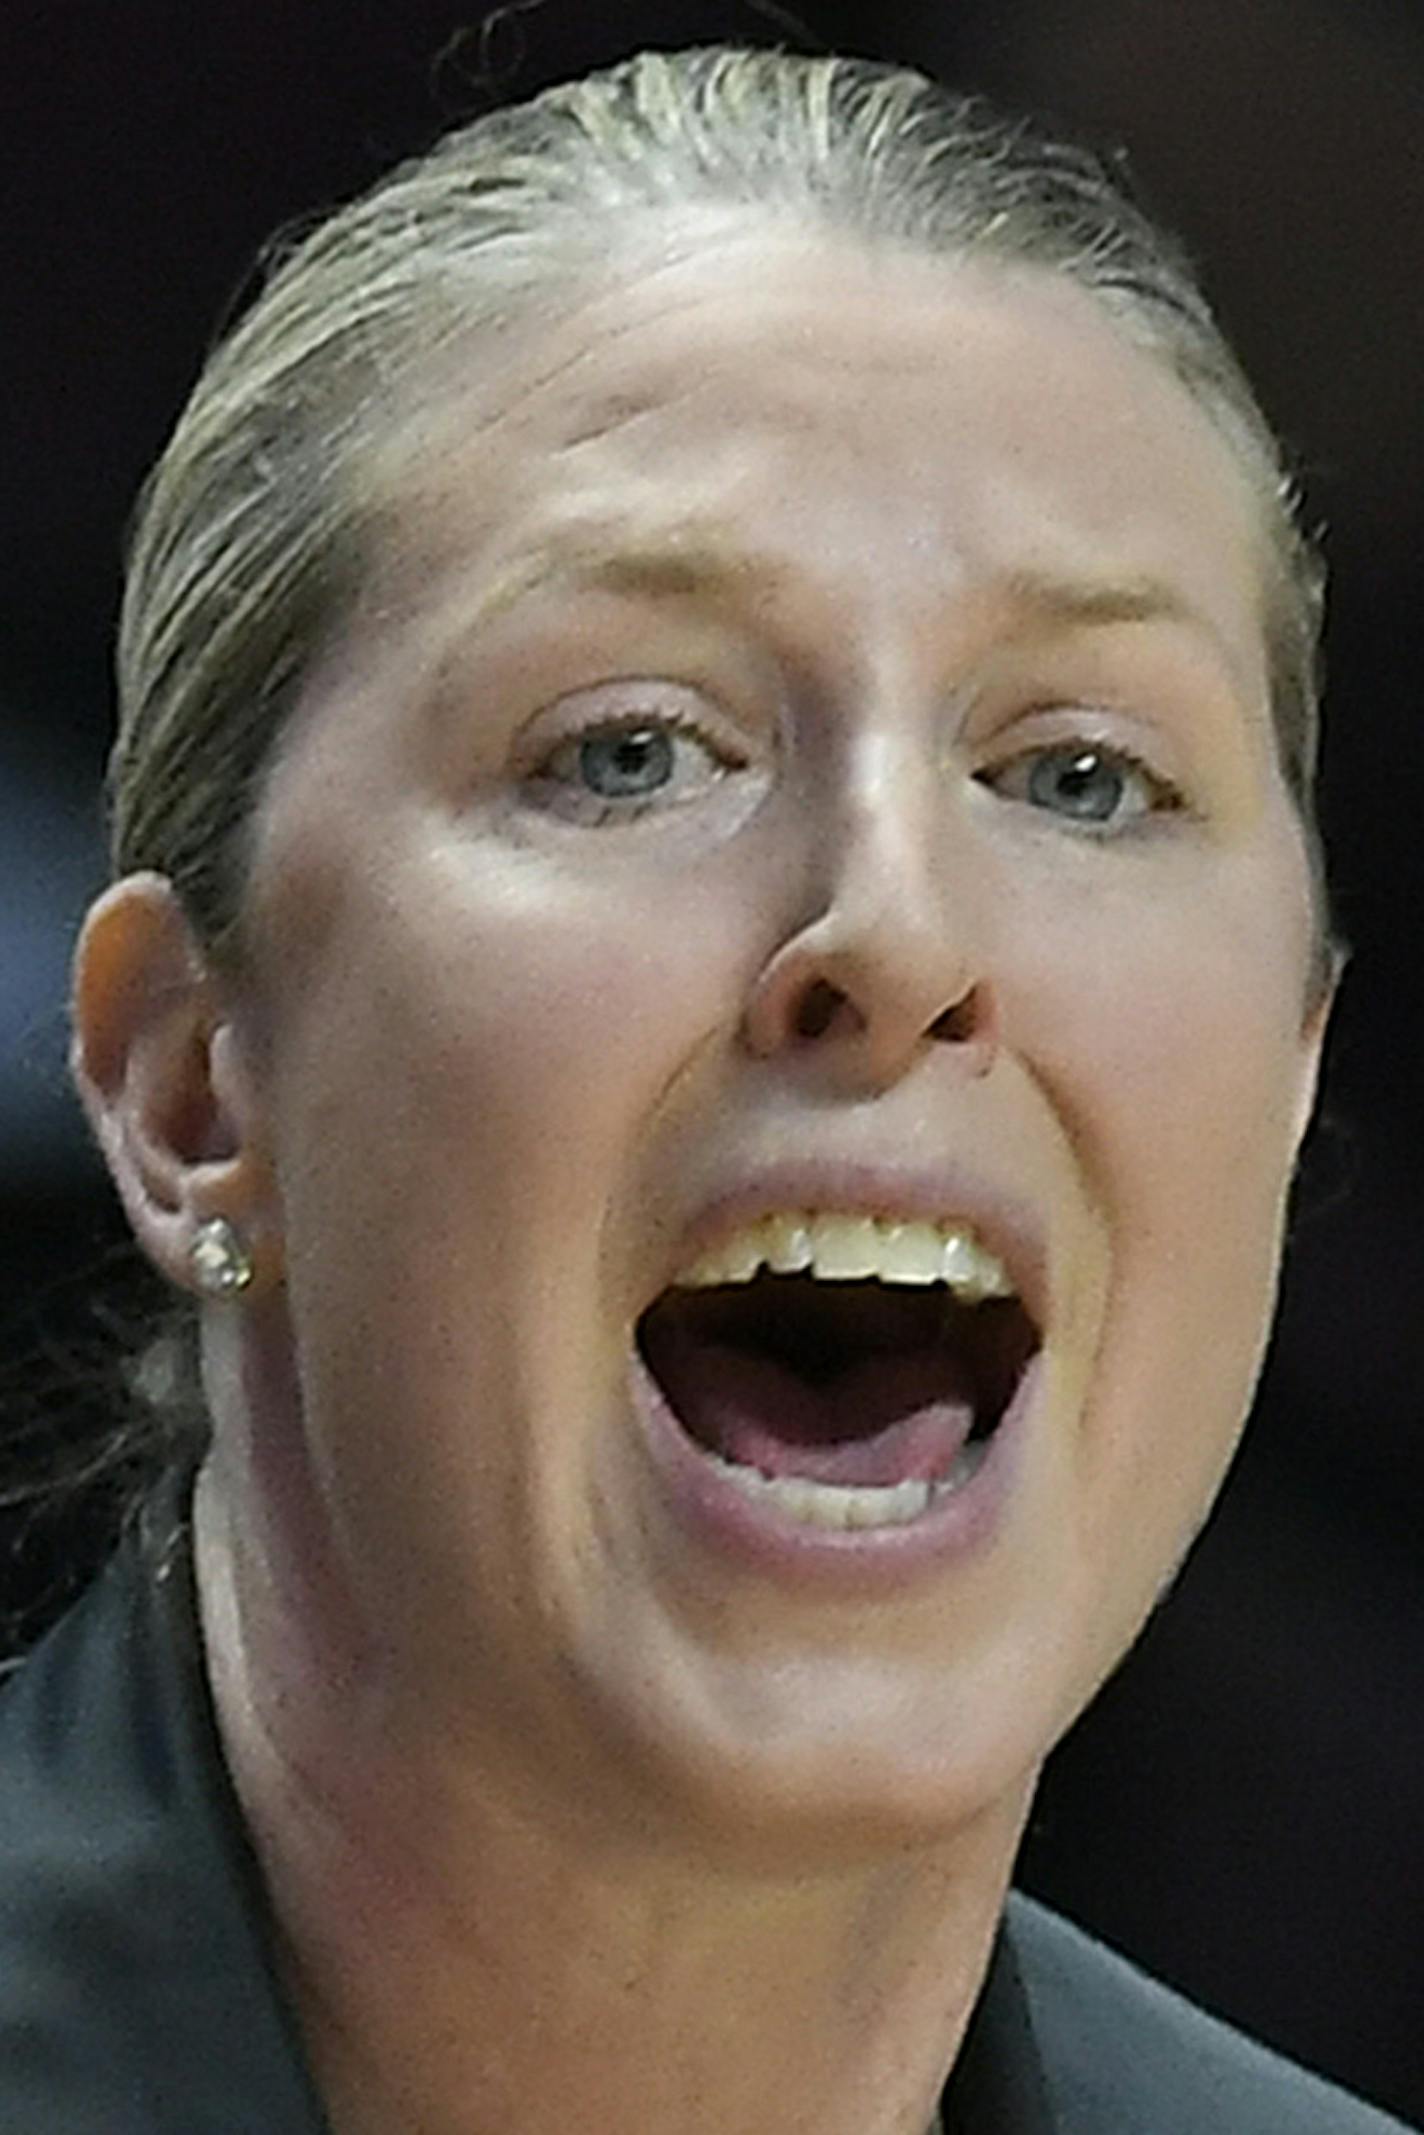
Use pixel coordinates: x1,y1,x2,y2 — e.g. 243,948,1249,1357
459,514,1236,677
993,566,1213,639
470,512,789,626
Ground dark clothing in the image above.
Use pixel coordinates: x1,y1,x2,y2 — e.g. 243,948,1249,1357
0,1499,1412,2134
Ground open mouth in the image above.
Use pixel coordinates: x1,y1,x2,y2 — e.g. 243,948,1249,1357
637,1215,1040,1532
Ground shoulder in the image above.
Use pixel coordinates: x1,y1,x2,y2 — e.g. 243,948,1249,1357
0,1509,327,2133
1006,1893,1417,2133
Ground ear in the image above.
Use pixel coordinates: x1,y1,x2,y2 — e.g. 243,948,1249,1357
70,873,278,1295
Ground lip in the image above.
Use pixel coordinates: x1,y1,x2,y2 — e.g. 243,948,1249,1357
631,1340,1039,1594
657,1157,1049,1330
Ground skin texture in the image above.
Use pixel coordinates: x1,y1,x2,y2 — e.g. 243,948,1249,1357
72,232,1330,2133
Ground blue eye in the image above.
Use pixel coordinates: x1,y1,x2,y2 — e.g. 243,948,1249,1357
529,706,746,823
576,724,677,799
1028,747,1132,822
983,743,1177,828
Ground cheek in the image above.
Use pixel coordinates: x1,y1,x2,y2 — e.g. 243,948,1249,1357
1006,847,1311,1233
247,833,770,1613
265,834,764,1281
420,845,756,1183
1003,858,1313,1481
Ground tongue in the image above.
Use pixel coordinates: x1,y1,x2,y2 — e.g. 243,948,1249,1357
652,1334,976,1486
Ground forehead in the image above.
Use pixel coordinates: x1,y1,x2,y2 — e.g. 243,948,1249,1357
359,231,1269,699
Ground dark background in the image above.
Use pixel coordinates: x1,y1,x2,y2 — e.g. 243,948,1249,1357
3,0,1421,2121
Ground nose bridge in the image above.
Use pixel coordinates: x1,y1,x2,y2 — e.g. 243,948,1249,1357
831,724,944,938
741,719,995,1089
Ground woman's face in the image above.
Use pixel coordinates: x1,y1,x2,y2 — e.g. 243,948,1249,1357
225,233,1325,1856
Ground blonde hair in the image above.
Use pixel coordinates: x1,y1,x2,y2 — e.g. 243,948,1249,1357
114,44,1330,969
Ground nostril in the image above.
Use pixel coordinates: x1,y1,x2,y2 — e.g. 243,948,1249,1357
928,988,983,1045
794,979,855,1042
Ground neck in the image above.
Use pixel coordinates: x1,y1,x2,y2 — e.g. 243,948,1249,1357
193,1448,1034,2135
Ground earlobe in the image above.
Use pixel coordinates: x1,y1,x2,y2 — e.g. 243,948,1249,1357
70,873,274,1293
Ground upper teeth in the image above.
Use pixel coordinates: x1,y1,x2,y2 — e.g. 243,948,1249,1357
674,1213,1014,1301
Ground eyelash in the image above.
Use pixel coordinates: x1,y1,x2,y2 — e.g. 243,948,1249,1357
975,737,1188,834
525,706,747,825
523,704,1186,839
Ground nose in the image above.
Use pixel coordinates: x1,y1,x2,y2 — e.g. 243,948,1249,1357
740,774,997,1097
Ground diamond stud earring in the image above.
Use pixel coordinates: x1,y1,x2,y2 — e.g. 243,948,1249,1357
190,1215,255,1297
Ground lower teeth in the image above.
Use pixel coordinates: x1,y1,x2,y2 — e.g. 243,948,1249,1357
706,1444,986,1530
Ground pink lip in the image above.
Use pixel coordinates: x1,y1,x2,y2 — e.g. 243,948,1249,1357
664,1157,1049,1331
631,1342,1039,1593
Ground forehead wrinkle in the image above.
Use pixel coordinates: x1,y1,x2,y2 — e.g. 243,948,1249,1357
395,501,794,745
374,385,1268,743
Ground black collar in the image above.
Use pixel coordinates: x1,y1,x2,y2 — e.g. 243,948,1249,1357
945,1905,1056,2133
0,1486,1054,2133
